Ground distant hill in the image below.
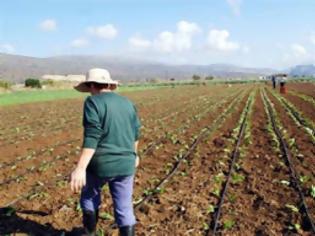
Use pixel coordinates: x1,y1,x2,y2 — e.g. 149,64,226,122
290,64,315,77
0,53,276,83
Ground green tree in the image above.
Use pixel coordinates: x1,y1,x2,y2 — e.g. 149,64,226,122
205,76,214,80
25,78,42,88
0,80,12,89
192,74,201,81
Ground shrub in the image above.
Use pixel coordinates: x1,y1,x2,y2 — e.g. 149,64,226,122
0,80,12,89
192,74,201,81
205,76,214,80
25,78,41,88
41,79,54,86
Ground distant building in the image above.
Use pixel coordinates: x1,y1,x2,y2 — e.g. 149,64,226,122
41,74,85,82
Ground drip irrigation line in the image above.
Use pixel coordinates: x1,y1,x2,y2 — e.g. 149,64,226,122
206,95,252,236
263,90,315,233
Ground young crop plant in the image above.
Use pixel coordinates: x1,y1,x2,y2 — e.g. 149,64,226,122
289,91,315,106
212,187,221,198
310,185,315,199
298,175,310,185
223,219,235,230
227,193,237,203
285,204,299,213
269,89,315,143
231,172,245,185
99,212,114,220
206,204,215,214
261,90,280,151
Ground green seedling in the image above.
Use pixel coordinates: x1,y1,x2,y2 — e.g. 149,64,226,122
285,204,299,213
99,212,114,220
228,194,237,203
212,187,220,197
56,180,67,188
299,175,310,184
203,222,209,230
223,219,235,230
153,187,165,194
288,138,296,148
310,185,315,199
280,180,290,186
206,204,215,214
133,197,143,205
294,223,301,231
180,171,187,176
96,229,105,236
76,202,82,212
234,163,241,171
143,189,153,196
102,185,109,192
28,191,49,200
231,173,245,184
213,173,225,184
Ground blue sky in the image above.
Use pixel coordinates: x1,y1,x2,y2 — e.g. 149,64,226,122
0,0,314,69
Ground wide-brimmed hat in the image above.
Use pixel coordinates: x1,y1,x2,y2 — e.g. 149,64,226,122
74,68,118,92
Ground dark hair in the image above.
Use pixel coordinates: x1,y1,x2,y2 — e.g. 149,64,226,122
86,82,110,90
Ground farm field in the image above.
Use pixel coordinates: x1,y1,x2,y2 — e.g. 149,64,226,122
0,83,314,236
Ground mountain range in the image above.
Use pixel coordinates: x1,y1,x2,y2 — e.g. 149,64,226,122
0,53,284,83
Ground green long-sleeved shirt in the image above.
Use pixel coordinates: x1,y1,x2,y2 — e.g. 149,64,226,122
82,92,141,177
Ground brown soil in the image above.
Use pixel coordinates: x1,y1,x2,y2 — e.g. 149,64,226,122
222,91,311,236
283,93,315,123
1,84,314,235
287,83,315,98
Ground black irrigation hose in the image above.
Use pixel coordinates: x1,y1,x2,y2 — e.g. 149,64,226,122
271,90,315,137
0,117,80,145
263,91,315,233
4,175,69,207
206,96,252,236
141,91,242,156
134,92,246,213
0,92,239,186
104,91,248,232
0,138,81,170
3,91,244,208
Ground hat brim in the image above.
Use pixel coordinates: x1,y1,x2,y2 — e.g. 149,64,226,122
74,81,119,92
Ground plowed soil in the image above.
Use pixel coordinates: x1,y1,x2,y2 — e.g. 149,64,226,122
0,83,314,236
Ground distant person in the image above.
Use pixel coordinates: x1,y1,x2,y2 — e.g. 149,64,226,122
70,68,141,236
279,75,288,94
271,75,276,89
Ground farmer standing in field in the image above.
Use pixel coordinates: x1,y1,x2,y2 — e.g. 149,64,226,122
70,68,141,236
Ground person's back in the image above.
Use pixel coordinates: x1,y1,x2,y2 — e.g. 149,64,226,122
84,92,140,177
70,68,140,235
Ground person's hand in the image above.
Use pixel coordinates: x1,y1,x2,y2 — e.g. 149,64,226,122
70,167,86,193
135,155,140,168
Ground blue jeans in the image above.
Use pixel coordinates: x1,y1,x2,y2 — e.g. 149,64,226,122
80,172,136,227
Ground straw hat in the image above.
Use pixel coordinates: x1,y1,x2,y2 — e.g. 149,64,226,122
74,68,118,92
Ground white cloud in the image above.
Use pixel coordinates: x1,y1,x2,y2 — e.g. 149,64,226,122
154,31,176,52
0,44,15,53
291,44,307,56
87,24,118,39
154,20,201,52
71,38,89,48
227,0,243,16
207,29,240,51
310,33,315,45
128,36,151,49
39,19,57,31
281,43,312,67
128,20,201,53
177,21,201,35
